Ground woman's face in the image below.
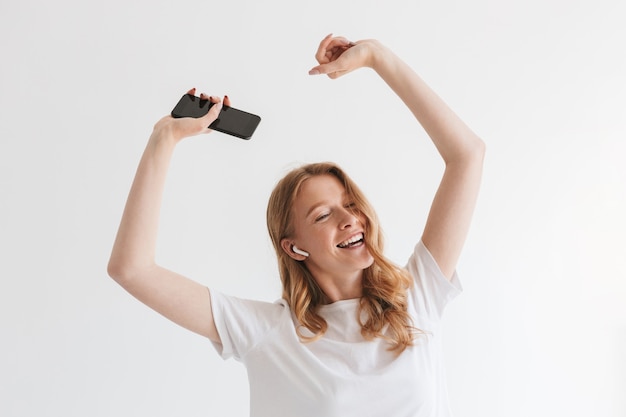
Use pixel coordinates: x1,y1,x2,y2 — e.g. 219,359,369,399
285,175,374,287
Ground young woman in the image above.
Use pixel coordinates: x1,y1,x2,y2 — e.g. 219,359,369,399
108,34,485,417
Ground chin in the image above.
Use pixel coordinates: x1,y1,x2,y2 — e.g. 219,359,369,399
360,253,375,269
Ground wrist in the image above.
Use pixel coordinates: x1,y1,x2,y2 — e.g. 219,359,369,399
148,124,180,150
366,40,393,72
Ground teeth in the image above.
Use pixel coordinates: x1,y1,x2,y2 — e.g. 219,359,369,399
338,233,364,248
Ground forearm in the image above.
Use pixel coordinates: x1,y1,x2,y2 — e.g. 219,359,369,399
108,130,178,280
370,42,485,163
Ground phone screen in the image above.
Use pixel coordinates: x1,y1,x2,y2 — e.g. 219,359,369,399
171,94,261,140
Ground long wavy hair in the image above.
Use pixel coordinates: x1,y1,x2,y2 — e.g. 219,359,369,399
266,162,421,353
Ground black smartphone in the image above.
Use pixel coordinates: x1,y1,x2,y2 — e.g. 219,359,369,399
171,93,261,140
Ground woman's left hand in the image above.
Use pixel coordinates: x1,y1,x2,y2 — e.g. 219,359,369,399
308,34,380,79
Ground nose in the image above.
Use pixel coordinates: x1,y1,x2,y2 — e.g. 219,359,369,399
339,207,359,230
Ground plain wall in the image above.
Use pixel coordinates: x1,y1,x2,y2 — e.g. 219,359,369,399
1,0,624,416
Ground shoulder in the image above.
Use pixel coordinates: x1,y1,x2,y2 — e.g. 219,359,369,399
405,241,462,319
210,291,292,360
210,290,289,323
407,241,461,285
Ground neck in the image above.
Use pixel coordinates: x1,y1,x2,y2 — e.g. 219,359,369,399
313,270,364,304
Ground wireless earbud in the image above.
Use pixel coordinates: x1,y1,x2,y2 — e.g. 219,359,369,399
292,245,310,257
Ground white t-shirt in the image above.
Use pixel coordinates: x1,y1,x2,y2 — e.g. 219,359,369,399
210,241,462,417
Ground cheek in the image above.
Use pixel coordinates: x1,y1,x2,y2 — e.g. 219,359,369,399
300,228,334,252
359,214,368,227
307,230,329,248
292,222,319,248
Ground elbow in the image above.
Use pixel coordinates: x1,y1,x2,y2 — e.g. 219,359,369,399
476,139,487,166
447,135,486,167
471,135,487,160
107,258,142,285
107,255,156,287
107,258,127,284
465,135,486,166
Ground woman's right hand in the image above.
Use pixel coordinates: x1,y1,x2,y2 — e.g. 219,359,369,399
108,87,229,342
151,88,232,143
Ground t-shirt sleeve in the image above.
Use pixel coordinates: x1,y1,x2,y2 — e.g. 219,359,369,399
209,290,287,361
405,240,463,321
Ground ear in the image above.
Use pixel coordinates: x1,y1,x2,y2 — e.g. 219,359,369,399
280,238,308,261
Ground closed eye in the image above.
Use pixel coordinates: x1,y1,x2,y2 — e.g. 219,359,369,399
315,212,330,222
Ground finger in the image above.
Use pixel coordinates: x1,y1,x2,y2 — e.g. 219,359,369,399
330,47,344,62
201,96,223,127
187,87,196,96
223,95,231,107
313,33,353,60
316,38,353,65
315,33,334,64
326,36,352,50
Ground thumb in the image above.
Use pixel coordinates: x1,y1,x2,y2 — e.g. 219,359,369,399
308,62,350,79
209,98,223,117
202,98,223,127
309,62,337,76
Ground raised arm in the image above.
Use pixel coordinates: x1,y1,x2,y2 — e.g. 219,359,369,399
107,90,227,341
309,35,485,279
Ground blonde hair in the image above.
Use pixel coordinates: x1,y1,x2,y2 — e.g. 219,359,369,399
266,162,421,353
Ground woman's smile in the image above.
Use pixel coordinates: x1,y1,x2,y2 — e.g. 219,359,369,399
336,232,365,248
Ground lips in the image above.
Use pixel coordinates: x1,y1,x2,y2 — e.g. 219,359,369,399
337,232,365,248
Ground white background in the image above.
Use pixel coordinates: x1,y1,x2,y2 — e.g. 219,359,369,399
1,0,625,416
